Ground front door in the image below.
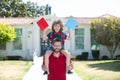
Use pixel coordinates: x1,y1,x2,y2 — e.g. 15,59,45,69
40,38,51,56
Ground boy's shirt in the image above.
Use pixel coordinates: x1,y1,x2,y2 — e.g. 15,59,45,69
47,31,67,46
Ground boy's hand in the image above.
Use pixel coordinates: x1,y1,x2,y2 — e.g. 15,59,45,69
42,65,47,71
66,28,72,40
68,28,70,31
43,35,48,40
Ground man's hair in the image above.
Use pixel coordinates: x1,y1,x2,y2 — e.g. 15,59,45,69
52,38,62,45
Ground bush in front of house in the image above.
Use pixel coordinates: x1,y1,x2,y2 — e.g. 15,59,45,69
76,55,82,60
115,55,120,60
81,52,89,60
76,52,89,60
3,56,23,60
92,50,100,60
101,55,109,60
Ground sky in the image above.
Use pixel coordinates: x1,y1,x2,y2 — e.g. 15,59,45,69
23,0,120,17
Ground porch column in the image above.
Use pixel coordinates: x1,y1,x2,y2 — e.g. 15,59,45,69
33,22,40,56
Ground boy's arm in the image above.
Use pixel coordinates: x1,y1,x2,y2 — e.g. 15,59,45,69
42,28,48,40
42,56,47,71
66,28,72,40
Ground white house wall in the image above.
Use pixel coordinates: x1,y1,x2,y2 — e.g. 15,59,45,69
32,22,40,57
84,25,92,59
0,24,35,60
1,15,120,60
66,24,92,59
24,25,35,60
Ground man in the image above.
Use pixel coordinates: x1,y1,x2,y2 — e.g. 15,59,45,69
42,38,72,80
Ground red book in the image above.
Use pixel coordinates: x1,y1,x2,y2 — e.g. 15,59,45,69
37,17,49,31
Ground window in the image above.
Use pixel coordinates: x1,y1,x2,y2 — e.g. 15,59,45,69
118,44,120,49
12,29,22,50
75,29,84,49
0,43,6,50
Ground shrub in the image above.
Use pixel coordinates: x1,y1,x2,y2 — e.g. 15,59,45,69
81,52,89,60
76,55,82,60
76,52,89,60
92,50,100,60
3,56,23,60
102,55,109,60
115,55,120,60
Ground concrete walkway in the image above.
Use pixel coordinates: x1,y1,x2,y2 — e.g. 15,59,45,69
23,56,82,80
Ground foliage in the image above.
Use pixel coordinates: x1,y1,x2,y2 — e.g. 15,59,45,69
26,1,42,17
115,55,120,60
81,52,89,60
76,55,82,60
0,0,28,17
0,23,16,44
0,0,49,17
76,52,88,60
91,17,120,59
102,55,109,60
92,50,100,60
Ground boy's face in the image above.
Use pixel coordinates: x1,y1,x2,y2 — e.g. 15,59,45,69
54,24,61,32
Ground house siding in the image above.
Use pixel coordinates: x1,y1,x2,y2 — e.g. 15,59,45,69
0,15,120,60
100,45,120,59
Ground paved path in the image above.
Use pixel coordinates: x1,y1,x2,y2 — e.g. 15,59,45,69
23,56,82,80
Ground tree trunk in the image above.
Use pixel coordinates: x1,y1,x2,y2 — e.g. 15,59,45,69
107,45,117,60
110,52,114,59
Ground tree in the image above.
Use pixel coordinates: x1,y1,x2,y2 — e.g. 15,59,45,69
26,1,51,17
0,0,28,17
91,17,120,59
0,0,51,17
0,23,16,44
26,1,42,17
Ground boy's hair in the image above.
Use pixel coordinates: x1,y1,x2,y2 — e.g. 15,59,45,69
52,20,63,32
52,38,62,45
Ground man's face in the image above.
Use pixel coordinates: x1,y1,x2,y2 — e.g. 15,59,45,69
53,42,62,53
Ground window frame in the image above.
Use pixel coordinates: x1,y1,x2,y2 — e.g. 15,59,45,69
12,28,23,50
75,28,84,50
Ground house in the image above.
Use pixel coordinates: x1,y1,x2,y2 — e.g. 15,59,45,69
0,14,120,60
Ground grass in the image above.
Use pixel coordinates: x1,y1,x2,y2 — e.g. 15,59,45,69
73,60,120,80
0,59,120,80
0,60,32,80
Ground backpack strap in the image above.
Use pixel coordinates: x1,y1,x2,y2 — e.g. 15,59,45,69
49,32,54,42
61,32,65,44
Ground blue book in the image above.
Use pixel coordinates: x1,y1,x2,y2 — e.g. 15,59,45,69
65,18,78,30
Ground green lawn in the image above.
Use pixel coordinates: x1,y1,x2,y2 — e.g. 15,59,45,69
0,60,120,80
0,60,31,80
73,60,120,80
